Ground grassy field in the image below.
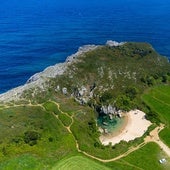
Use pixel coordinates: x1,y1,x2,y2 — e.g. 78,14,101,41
0,105,77,169
0,154,44,170
142,85,170,147
0,85,169,169
52,155,110,170
120,142,170,170
53,143,170,170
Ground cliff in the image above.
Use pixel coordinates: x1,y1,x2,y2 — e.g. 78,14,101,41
0,41,169,110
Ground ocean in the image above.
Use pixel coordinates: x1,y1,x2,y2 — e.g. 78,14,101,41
0,0,170,93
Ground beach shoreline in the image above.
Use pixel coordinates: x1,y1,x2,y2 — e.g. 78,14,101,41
99,110,152,146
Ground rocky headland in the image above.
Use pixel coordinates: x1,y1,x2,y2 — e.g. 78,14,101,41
0,40,169,125
0,41,170,169
0,44,100,102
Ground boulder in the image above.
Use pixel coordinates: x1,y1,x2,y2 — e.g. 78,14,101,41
106,40,125,47
62,87,67,95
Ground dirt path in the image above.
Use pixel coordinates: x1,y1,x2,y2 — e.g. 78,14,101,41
52,101,170,162
75,124,169,163
49,101,147,162
76,140,146,163
1,101,170,163
145,124,170,157
51,101,74,133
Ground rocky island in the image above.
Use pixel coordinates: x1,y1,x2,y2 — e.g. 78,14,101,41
0,41,170,169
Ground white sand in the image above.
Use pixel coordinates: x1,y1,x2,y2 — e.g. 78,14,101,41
100,110,152,146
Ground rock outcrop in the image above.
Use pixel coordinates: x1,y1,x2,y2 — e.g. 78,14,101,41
106,40,126,47
0,44,99,102
27,45,99,84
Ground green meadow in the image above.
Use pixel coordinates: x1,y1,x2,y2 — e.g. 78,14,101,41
0,105,77,169
120,142,170,170
142,85,170,147
52,156,110,170
0,43,170,169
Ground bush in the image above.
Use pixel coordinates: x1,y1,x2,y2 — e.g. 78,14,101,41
162,74,168,83
100,91,113,103
141,75,155,86
125,87,138,100
94,141,100,148
115,95,131,111
145,111,160,124
24,131,40,146
12,137,23,144
88,120,100,139
48,137,54,142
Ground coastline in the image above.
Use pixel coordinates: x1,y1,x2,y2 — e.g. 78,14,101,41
0,45,99,103
99,110,152,146
0,40,124,103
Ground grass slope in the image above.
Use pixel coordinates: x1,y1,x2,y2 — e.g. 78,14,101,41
142,85,170,147
121,142,170,170
0,105,77,169
52,155,110,170
0,154,43,170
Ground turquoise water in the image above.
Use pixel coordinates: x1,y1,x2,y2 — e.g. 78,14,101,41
97,115,125,133
0,0,170,93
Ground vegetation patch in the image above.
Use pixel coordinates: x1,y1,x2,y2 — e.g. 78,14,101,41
58,113,72,127
43,101,59,114
0,106,76,166
159,128,170,148
24,131,40,146
121,142,170,170
52,155,111,170
0,154,44,170
142,85,170,147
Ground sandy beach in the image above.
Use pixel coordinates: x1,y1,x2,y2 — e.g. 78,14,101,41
99,110,152,146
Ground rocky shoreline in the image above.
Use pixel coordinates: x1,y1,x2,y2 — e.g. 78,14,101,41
0,40,125,103
0,44,100,102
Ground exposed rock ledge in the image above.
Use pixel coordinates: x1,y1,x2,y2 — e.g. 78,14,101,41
0,41,125,103
0,44,100,102
106,40,126,47
27,45,98,83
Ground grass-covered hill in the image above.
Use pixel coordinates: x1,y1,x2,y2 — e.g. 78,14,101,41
22,42,170,111
0,42,170,169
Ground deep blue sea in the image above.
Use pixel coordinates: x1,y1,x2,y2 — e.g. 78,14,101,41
0,0,170,93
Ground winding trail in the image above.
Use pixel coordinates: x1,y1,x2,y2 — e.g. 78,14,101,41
1,101,170,163
145,124,170,157
48,101,170,162
50,101,74,134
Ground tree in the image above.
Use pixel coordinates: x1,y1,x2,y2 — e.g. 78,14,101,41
144,76,155,86
24,131,40,146
162,74,168,83
125,87,138,100
100,91,113,103
115,95,131,111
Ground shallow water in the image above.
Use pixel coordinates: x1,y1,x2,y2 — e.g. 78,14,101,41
98,114,126,134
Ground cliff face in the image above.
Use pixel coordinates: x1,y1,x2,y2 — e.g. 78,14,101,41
0,45,99,102
0,41,169,109
52,41,170,112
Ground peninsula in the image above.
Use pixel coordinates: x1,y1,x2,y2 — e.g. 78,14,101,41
0,41,170,169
